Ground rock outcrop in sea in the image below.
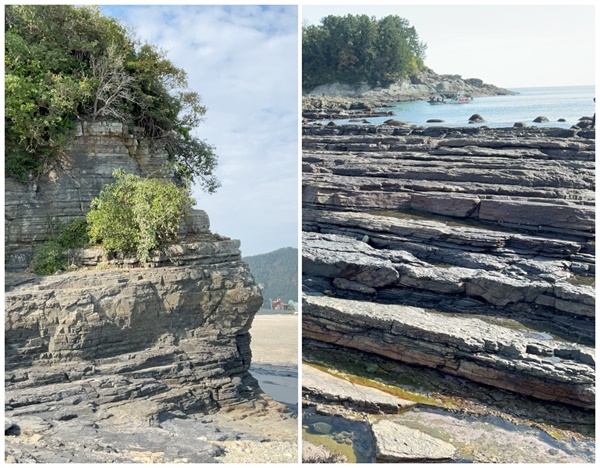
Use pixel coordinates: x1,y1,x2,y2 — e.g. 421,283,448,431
301,121,595,462
5,121,296,463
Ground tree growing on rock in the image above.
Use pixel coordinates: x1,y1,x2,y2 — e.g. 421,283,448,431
5,4,219,191
87,170,194,262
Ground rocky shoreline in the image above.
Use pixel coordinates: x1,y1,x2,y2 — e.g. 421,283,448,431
301,120,595,462
5,241,298,463
303,69,516,122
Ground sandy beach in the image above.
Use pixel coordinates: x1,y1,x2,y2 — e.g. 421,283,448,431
250,312,299,366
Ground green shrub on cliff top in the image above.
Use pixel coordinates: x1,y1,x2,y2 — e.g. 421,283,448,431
5,5,219,191
87,170,193,262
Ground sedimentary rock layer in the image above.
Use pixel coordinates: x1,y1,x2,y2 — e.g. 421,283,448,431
5,120,292,462
303,125,595,239
5,239,263,417
5,121,178,270
303,295,595,409
302,123,595,410
302,124,595,333
371,419,457,463
302,365,416,413
302,228,594,336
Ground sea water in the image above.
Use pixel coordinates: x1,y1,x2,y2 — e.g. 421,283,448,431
323,85,595,128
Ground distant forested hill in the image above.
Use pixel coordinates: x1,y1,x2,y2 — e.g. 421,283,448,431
244,247,298,309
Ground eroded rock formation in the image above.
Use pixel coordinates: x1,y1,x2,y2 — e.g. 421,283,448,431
303,69,515,121
5,121,175,270
6,240,263,413
4,120,292,463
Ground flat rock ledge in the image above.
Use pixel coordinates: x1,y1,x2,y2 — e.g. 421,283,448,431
303,125,595,240
303,295,595,409
303,365,416,414
371,419,456,462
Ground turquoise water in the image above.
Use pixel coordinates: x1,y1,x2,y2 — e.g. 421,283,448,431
329,85,595,128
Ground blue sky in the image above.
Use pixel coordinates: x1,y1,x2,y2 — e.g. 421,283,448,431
303,3,595,88
100,4,299,257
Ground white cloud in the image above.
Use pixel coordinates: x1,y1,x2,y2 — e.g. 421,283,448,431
103,5,298,256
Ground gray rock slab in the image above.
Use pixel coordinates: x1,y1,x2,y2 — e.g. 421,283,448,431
389,408,594,463
303,365,416,413
371,419,456,462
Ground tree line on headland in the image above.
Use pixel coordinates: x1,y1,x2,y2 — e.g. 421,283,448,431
303,14,428,91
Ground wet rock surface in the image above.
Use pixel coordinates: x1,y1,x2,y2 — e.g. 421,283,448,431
302,349,595,464
302,122,595,462
303,365,416,413
5,401,297,463
304,295,594,409
389,408,594,463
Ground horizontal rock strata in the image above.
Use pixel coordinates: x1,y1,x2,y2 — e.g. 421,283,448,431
302,123,595,410
5,119,295,462
303,295,595,409
303,126,595,239
5,120,187,271
302,227,594,340
6,241,262,415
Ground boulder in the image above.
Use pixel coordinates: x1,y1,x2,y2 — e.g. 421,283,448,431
383,119,409,127
468,114,485,123
371,419,456,462
311,422,333,434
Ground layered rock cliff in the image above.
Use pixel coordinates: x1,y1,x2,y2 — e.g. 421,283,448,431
5,121,176,270
4,121,290,463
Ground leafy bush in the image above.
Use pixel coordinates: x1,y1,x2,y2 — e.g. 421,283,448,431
5,148,42,184
32,219,89,275
87,170,193,262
